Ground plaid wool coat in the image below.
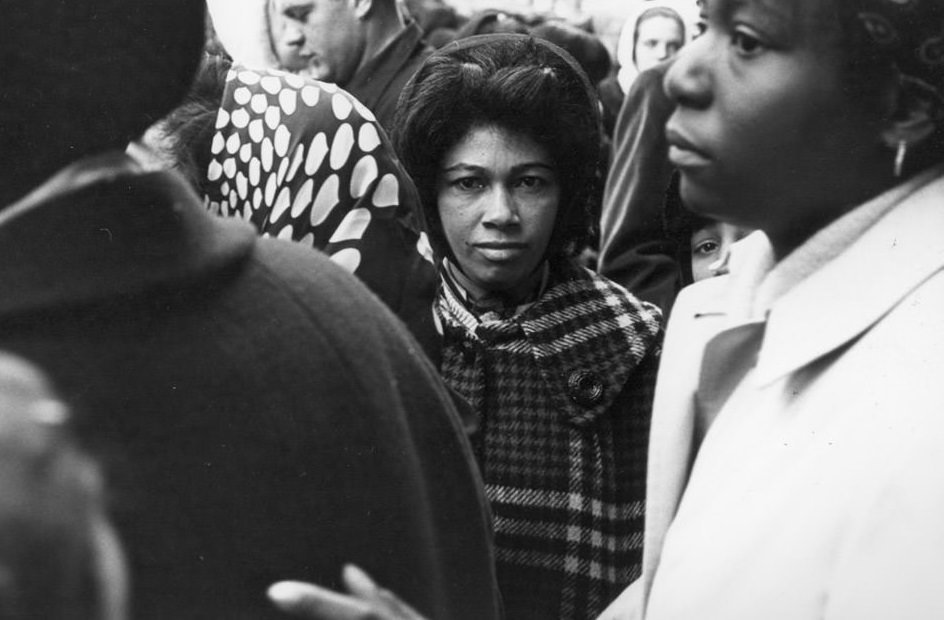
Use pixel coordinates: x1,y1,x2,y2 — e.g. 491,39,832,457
437,258,663,620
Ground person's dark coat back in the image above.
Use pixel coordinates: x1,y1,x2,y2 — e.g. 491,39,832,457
0,2,500,617
0,163,500,619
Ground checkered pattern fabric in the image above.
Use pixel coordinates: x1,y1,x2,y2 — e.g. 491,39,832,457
437,258,663,620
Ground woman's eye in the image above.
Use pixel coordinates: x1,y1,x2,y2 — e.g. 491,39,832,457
731,30,765,55
693,240,720,256
516,176,546,190
284,7,312,21
453,178,484,191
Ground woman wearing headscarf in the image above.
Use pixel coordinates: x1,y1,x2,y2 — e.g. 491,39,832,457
393,35,663,620
598,0,698,131
192,57,439,347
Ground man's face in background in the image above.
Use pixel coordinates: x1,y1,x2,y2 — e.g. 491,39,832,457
268,0,367,85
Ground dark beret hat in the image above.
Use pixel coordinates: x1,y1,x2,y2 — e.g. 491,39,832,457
0,0,205,162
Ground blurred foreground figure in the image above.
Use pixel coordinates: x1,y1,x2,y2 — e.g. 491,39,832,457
0,354,126,620
0,2,499,619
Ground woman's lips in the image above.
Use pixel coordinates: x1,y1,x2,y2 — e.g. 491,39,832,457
666,127,712,168
474,242,528,262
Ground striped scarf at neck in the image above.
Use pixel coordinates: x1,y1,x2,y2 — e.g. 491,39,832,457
440,258,550,321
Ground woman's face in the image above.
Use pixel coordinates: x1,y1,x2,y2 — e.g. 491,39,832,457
437,124,559,295
634,14,685,73
664,0,889,257
690,221,751,282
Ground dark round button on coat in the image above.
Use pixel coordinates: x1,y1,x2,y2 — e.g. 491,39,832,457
567,370,605,407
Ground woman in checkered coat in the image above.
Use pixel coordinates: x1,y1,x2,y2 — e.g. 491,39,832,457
393,34,664,620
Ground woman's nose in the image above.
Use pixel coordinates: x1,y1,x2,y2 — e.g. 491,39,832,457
482,188,520,228
664,35,712,108
657,42,671,61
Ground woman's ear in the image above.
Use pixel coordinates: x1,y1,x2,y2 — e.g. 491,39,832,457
881,76,939,149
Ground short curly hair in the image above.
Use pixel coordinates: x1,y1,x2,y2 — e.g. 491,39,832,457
392,34,603,262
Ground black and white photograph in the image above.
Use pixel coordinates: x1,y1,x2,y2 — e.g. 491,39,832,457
1,0,943,618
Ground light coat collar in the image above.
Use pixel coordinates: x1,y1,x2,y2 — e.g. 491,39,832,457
640,169,944,613
740,170,944,385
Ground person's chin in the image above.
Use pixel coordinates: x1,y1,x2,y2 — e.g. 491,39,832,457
297,65,329,81
283,57,329,82
473,266,521,292
680,176,724,218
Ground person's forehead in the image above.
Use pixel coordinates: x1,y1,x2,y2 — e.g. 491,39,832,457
272,0,316,11
708,0,837,41
639,14,683,31
708,0,830,22
709,0,793,20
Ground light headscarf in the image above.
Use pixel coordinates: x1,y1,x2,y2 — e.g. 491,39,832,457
206,0,280,70
616,0,700,93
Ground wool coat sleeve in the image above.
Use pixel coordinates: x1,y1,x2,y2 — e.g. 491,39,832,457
598,63,680,314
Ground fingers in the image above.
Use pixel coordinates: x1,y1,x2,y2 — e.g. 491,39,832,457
268,580,376,619
267,567,428,620
341,565,425,620
341,565,380,598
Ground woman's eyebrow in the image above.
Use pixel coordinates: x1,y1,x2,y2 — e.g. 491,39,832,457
715,0,794,26
441,162,554,173
441,163,485,173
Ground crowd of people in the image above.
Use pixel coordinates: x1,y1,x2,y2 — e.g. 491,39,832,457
3,0,944,619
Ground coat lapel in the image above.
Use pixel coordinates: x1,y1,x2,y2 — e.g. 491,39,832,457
639,172,944,614
641,275,729,604
755,174,944,386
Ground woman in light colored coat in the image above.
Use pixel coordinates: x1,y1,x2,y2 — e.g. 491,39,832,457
603,0,944,617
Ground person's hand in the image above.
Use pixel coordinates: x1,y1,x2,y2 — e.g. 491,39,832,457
268,565,428,620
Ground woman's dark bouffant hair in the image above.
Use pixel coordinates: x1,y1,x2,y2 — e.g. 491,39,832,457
392,34,603,262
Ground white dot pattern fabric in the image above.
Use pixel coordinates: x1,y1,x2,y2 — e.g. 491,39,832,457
204,67,434,315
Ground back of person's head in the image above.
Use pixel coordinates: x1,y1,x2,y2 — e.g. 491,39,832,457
531,20,612,85
0,0,205,201
394,34,602,261
0,354,125,620
139,54,233,194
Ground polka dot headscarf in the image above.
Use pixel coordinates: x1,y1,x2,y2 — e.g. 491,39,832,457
204,66,431,288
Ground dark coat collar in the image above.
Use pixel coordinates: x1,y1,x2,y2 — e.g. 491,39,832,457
0,152,256,317
345,21,430,120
